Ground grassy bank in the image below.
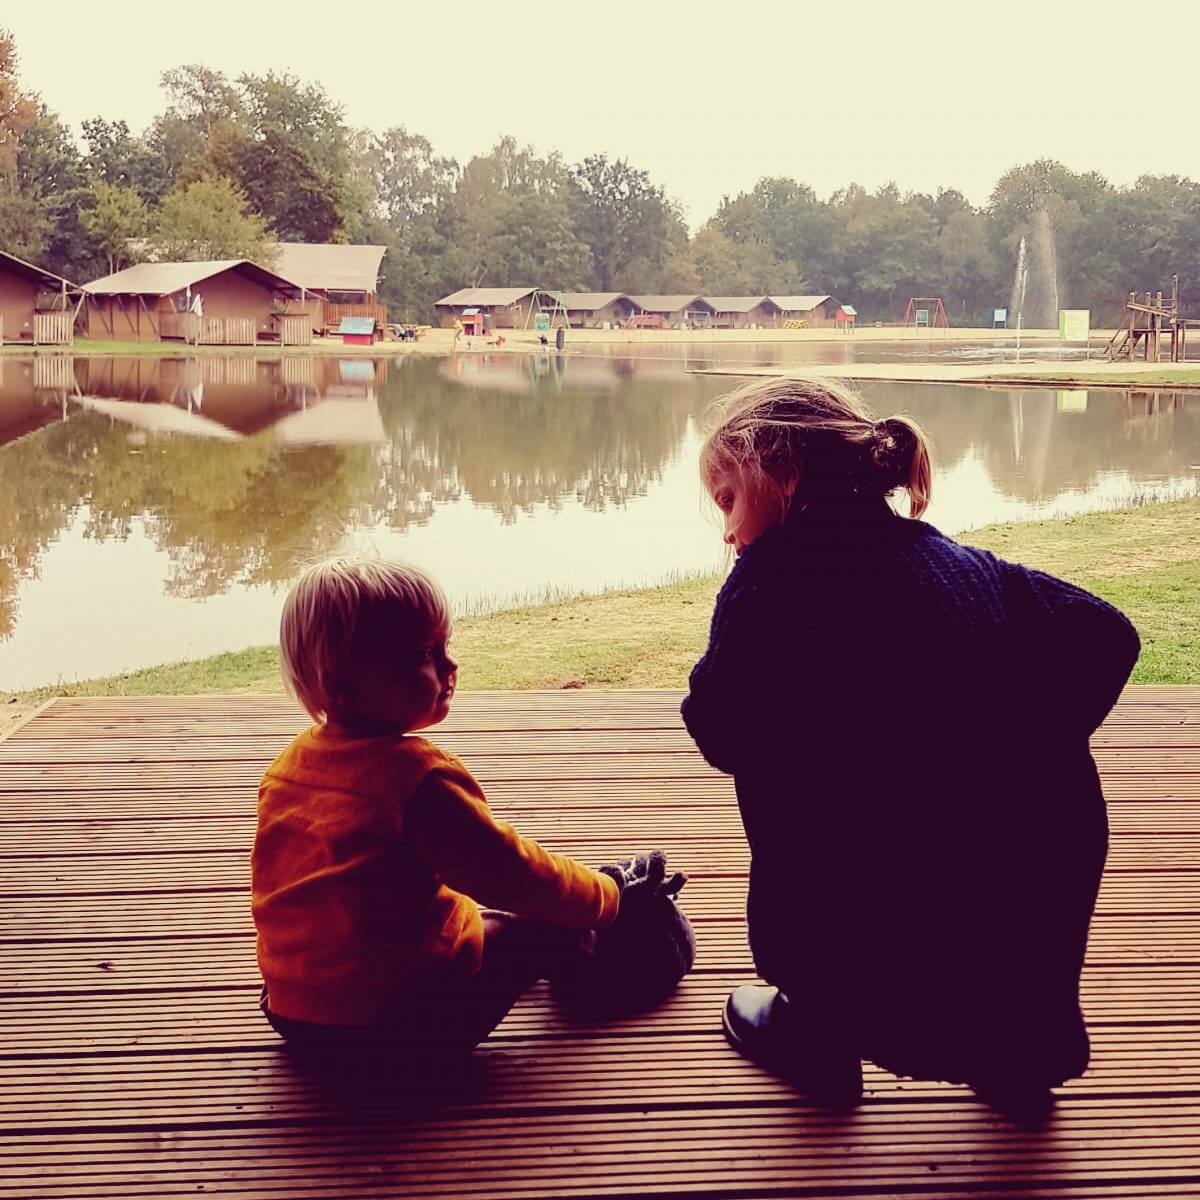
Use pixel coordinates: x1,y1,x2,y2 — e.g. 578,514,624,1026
996,367,1200,388
706,361,1200,390
4,497,1196,736
0,338,411,357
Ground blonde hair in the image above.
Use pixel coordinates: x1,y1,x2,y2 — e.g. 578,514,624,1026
699,375,933,518
280,557,450,722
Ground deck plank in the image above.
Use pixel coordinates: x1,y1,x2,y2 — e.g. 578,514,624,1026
1,687,1198,1198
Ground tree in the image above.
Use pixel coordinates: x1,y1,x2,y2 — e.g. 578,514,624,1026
451,139,592,289
367,126,458,235
988,159,1113,320
159,64,242,134
81,117,171,203
150,175,272,262
82,181,148,273
569,155,682,290
711,179,843,292
937,207,1000,324
0,185,49,261
0,28,42,259
13,105,92,276
0,28,37,178
144,66,245,193
827,183,941,317
216,125,340,242
685,226,793,294
237,71,348,178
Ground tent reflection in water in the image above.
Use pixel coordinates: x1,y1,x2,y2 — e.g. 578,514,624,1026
77,395,244,441
272,390,386,447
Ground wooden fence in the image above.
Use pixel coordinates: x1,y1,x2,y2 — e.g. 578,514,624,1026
277,315,313,346
325,302,388,331
158,314,259,345
199,318,256,346
33,312,73,346
32,355,75,391
198,356,259,386
280,356,317,389
160,312,198,342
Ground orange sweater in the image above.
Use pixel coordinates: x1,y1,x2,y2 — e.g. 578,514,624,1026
252,726,620,1025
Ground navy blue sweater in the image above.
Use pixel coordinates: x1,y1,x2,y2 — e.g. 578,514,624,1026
682,496,1140,1085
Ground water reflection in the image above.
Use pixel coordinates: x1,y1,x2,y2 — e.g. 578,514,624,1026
0,351,1196,689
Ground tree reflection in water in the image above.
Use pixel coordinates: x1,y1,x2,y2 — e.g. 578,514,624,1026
0,352,1196,648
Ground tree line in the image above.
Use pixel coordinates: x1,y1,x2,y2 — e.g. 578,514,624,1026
3,30,1200,324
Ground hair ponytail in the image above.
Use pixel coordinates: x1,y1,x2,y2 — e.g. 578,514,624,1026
869,416,932,518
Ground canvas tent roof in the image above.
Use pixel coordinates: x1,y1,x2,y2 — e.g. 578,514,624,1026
703,296,776,313
84,260,302,296
0,249,78,292
628,295,713,312
269,243,385,294
436,287,538,307
556,292,635,310
769,295,834,312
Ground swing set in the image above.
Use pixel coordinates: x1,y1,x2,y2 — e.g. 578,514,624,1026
899,297,949,334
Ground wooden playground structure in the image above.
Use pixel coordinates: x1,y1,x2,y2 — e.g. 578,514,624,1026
1106,275,1200,362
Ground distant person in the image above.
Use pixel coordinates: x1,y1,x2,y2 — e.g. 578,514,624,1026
682,377,1139,1120
252,559,683,1070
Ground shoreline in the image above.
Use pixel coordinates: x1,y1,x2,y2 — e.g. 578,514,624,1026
9,329,1196,390
693,359,1200,390
1,325,1079,359
5,497,1196,733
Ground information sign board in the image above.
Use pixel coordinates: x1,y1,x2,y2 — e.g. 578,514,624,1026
1059,309,1090,341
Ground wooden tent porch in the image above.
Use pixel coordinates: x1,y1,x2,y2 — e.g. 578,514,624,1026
1,688,1197,1197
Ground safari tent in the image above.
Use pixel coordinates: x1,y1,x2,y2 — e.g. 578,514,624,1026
556,293,640,329
84,261,315,346
0,356,76,448
269,243,387,332
0,249,79,346
703,296,782,329
434,288,542,330
626,295,715,329
768,295,842,327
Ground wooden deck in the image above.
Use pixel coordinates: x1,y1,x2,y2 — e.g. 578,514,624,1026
1,688,1198,1198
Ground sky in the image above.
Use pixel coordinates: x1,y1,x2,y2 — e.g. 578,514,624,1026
9,1,1195,227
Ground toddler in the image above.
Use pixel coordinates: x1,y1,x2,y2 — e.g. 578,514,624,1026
252,558,624,1063
682,377,1140,1119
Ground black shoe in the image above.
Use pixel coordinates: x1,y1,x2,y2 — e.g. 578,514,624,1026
722,985,863,1107
970,1077,1056,1126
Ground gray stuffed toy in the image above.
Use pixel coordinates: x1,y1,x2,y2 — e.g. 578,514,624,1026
550,849,695,1018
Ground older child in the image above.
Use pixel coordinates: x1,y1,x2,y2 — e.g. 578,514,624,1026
682,377,1140,1117
252,558,624,1062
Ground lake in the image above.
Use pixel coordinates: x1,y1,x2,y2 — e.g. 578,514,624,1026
1,350,1196,690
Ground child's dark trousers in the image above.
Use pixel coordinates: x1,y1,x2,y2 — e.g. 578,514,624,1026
260,912,586,1066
